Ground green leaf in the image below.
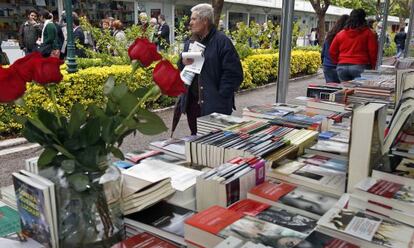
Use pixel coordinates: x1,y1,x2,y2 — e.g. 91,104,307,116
61,160,75,174
52,144,75,159
27,117,54,136
122,118,137,129
101,117,116,144
13,116,28,125
37,108,60,134
133,87,150,99
77,146,100,171
119,92,139,116
135,108,167,135
63,138,81,151
110,147,124,160
88,105,106,118
110,83,128,102
68,173,90,192
38,147,58,168
80,118,101,147
68,103,86,137
104,76,115,96
22,122,48,144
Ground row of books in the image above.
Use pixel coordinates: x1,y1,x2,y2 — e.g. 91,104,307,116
185,125,318,168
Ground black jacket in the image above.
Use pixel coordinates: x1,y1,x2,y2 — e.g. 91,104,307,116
394,31,407,49
158,23,170,45
18,21,41,51
178,27,243,116
73,26,86,58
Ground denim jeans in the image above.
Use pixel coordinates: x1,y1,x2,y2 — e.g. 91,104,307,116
396,46,404,58
323,66,340,83
336,64,369,82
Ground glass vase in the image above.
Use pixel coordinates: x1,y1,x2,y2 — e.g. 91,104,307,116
41,162,124,247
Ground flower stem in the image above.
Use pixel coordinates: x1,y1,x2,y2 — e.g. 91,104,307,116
46,85,62,127
114,86,160,135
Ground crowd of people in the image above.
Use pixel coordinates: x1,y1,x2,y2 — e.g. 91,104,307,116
15,8,171,60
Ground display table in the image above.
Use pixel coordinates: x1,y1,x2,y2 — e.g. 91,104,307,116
1,41,24,64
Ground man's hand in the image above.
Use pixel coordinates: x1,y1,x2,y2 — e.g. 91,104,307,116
182,58,194,65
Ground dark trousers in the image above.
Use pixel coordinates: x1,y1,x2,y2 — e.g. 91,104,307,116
336,64,370,82
186,91,201,135
323,66,340,83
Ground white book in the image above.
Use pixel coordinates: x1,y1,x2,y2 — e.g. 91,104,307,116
122,159,203,197
348,103,386,191
353,177,414,216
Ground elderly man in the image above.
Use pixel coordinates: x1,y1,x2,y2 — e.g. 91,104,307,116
177,3,243,135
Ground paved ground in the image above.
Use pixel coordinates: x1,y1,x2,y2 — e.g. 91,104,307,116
0,72,327,187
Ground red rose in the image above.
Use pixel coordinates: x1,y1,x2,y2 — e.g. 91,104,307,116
128,38,162,67
9,52,42,82
0,67,27,103
31,57,64,85
153,60,186,97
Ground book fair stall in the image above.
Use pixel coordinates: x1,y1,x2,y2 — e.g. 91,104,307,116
2,0,414,247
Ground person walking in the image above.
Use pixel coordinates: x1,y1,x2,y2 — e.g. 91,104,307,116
321,14,349,83
157,14,170,50
18,10,41,55
73,17,86,58
177,3,243,135
37,9,60,58
394,27,407,58
329,9,378,82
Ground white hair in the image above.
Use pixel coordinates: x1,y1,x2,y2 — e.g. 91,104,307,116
191,3,214,25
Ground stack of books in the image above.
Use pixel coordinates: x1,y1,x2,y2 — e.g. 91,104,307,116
267,158,346,197
121,159,203,213
196,157,265,211
242,103,305,121
317,195,414,248
304,139,349,161
149,136,198,160
247,181,339,219
124,201,195,246
349,177,414,226
197,112,246,135
185,125,318,167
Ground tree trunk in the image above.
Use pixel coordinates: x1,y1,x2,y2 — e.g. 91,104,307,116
211,0,224,27
317,13,326,46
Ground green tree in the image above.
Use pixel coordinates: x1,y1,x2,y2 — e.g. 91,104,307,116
309,0,331,45
390,0,411,28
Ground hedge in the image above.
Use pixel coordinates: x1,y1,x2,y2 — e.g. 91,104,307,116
0,50,320,135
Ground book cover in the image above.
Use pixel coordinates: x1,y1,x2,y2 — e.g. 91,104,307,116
319,208,414,247
13,173,54,248
124,201,194,239
248,181,296,202
185,206,244,235
279,187,338,216
356,178,414,205
295,231,359,248
292,165,346,189
111,232,179,248
218,215,306,248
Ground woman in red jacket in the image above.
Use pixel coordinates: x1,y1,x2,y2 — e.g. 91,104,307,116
329,9,378,82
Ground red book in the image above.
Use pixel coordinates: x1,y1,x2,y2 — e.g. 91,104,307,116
185,206,243,235
111,232,179,248
367,180,403,198
228,199,270,216
248,181,296,202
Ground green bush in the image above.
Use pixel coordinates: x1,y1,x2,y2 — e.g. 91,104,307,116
0,49,321,135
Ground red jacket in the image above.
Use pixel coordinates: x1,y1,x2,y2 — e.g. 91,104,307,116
329,27,378,69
